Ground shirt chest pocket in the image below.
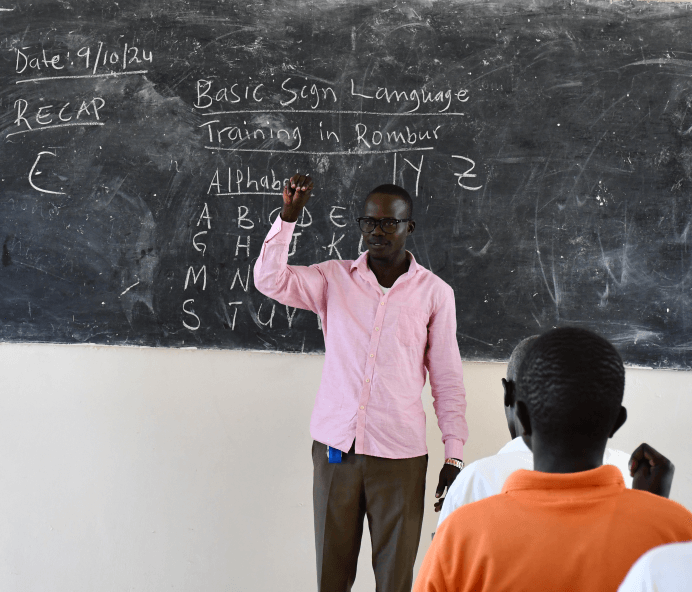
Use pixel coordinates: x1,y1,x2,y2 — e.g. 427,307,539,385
395,307,429,347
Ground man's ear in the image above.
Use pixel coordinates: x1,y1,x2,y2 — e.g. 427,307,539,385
515,400,532,437
407,220,415,235
609,405,627,438
502,378,514,408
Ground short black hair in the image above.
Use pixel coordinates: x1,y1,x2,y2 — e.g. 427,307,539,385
366,184,413,218
516,327,625,444
507,335,539,383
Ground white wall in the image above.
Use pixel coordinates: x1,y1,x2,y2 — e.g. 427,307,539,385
0,343,690,592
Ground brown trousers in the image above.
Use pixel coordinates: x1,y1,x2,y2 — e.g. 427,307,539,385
312,440,428,592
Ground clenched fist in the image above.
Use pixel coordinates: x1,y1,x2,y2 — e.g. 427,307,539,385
281,174,314,223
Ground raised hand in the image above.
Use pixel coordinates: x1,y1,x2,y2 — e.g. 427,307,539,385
629,442,675,498
281,173,314,222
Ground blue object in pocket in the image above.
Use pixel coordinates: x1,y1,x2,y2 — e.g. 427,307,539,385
327,446,342,463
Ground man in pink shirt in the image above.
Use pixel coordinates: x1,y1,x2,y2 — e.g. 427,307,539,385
254,174,468,592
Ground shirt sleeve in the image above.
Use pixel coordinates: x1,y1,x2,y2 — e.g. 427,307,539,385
618,542,692,592
425,285,468,460
436,473,467,528
415,509,486,592
617,554,655,592
412,528,450,592
412,522,462,592
253,215,327,314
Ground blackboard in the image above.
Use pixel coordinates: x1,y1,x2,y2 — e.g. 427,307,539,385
2,0,692,368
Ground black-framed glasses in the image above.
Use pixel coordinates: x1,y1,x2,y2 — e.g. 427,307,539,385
357,217,411,234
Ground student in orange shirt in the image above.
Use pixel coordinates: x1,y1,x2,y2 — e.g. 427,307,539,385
414,327,692,592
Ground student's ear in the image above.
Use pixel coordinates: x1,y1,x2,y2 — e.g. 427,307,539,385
502,378,514,408
609,405,627,438
407,220,415,235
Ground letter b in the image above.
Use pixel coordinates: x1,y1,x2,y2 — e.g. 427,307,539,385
238,205,254,229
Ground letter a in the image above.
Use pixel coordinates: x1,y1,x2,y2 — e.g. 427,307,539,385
207,170,221,194
198,203,212,229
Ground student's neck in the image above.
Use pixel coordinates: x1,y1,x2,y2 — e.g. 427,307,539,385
531,437,606,474
368,251,409,288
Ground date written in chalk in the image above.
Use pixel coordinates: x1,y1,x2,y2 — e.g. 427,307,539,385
14,43,152,74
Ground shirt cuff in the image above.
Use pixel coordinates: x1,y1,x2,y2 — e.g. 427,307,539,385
444,439,464,461
265,214,296,245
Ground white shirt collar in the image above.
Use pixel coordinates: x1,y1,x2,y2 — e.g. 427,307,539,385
497,437,531,455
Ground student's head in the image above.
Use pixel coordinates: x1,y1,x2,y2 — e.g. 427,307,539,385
360,185,415,262
515,327,627,460
502,335,539,439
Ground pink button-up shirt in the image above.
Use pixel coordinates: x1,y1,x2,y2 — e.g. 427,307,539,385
254,216,468,460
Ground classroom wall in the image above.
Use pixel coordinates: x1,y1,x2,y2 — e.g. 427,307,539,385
0,343,690,592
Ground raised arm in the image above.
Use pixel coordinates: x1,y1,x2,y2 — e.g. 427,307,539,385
253,174,326,313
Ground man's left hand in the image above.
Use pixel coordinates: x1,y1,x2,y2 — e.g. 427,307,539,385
434,462,461,512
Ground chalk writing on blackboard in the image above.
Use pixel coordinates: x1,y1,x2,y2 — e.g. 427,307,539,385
194,71,483,336
3,1,692,367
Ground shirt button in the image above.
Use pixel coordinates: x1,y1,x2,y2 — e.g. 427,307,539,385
365,378,370,383
360,405,365,410
380,302,385,306
375,327,380,331
370,354,374,358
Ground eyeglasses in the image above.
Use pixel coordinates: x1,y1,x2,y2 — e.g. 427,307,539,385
357,217,411,234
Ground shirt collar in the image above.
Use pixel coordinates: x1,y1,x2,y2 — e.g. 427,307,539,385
501,464,625,495
497,437,531,455
350,250,420,278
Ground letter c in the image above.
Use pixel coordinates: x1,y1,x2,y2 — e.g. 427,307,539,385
29,151,65,195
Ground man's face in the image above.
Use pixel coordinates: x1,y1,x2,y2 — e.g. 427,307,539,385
361,193,413,261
